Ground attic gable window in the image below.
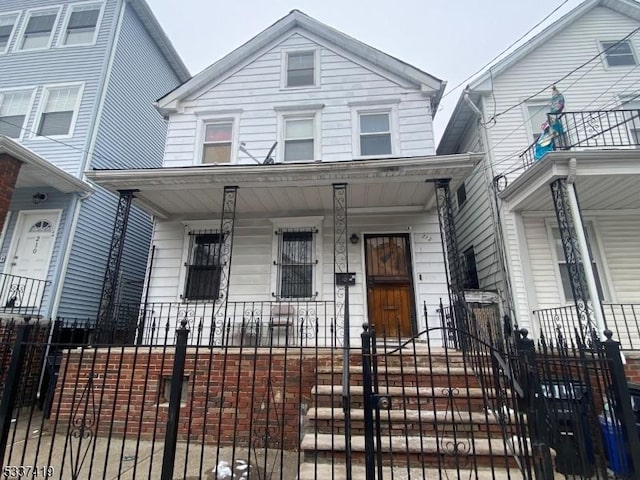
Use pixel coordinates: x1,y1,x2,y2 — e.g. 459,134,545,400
359,112,392,156
602,40,636,67
0,13,19,54
286,51,315,87
19,9,59,51
62,3,102,46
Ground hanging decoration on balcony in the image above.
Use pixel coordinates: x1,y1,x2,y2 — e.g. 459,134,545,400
534,85,566,161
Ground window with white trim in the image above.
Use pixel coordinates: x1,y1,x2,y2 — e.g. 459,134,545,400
602,40,637,67
36,85,81,137
0,13,19,54
202,122,233,164
286,51,315,87
183,231,222,301
550,224,607,302
526,103,550,141
18,9,59,51
0,90,33,139
275,228,317,299
284,117,314,162
358,111,392,156
61,3,102,46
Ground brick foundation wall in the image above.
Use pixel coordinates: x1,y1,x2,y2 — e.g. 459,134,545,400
0,154,21,232
624,353,640,385
51,348,328,449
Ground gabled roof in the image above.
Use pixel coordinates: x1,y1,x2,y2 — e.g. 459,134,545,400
437,0,640,155
127,0,190,83
156,10,444,115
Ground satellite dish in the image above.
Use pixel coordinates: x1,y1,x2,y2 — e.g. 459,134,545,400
264,142,277,164
239,141,277,165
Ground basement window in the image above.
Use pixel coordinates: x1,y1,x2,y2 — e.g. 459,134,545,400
160,376,188,405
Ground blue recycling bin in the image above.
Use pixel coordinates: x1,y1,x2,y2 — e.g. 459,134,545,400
599,415,635,476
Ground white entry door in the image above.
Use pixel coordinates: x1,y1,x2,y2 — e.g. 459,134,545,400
3,210,60,309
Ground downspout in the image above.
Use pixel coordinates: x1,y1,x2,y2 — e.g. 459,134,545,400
564,157,607,338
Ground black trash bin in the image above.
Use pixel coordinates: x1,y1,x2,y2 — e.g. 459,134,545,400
539,381,594,476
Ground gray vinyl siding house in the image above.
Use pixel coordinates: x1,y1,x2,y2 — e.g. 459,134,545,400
0,0,189,319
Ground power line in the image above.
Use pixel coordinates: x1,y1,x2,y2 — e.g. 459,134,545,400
487,26,640,123
441,0,571,102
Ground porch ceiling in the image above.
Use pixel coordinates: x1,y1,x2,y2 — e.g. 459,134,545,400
0,136,92,194
86,154,482,219
499,151,640,211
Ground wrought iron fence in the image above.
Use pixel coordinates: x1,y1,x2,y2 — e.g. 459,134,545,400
0,273,49,317
535,303,640,351
521,108,640,168
111,300,340,347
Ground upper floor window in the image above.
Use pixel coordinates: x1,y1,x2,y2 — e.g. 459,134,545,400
202,122,233,164
61,3,102,46
602,40,637,67
622,98,640,145
359,112,392,156
18,8,59,51
456,183,467,210
284,117,315,162
0,90,33,139
286,51,315,87
183,231,222,301
36,85,82,137
0,13,19,54
526,103,550,141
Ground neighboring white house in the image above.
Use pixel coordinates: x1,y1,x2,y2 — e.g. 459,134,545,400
88,10,481,346
438,0,640,348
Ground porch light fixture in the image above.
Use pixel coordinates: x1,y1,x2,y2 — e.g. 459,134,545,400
349,233,360,245
32,192,48,205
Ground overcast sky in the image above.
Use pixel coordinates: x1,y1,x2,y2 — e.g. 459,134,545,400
145,0,584,143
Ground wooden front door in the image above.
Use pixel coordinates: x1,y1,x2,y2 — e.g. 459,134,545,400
364,234,415,338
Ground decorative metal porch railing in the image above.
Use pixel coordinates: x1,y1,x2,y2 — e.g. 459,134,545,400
535,303,640,350
112,300,340,347
0,273,49,316
520,109,640,168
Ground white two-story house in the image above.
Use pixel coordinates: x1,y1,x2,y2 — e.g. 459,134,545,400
438,0,640,349
89,10,481,346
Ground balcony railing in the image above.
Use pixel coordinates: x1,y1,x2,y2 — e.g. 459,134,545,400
109,300,340,347
534,303,640,351
0,273,49,317
521,109,640,169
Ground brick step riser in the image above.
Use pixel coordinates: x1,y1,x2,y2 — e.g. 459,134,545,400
307,421,504,437
317,356,468,369
312,396,489,411
304,450,519,469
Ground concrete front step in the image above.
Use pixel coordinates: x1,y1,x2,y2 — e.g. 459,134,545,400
312,384,492,410
301,433,519,468
307,407,502,436
298,462,520,480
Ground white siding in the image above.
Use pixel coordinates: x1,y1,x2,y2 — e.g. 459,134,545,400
522,212,640,309
146,210,447,343
485,6,640,183
163,31,435,167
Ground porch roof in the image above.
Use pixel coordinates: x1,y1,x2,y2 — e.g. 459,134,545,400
499,150,640,211
0,136,93,194
86,154,482,220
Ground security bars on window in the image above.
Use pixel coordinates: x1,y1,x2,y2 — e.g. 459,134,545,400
274,228,317,299
184,230,223,301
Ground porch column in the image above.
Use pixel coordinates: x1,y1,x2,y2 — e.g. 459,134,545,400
550,178,606,342
211,186,238,339
433,179,464,302
0,155,22,233
96,190,135,343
